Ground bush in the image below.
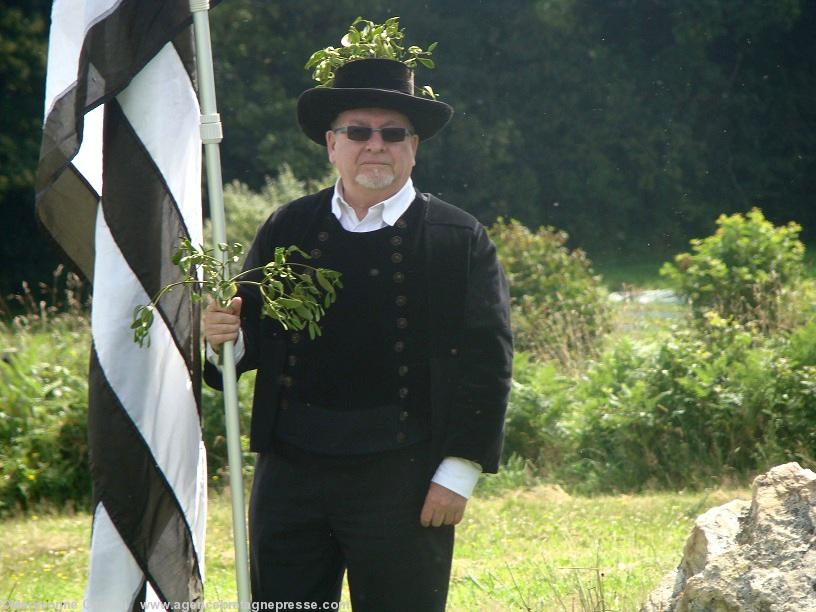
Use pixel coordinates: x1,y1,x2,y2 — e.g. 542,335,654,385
205,163,336,264
502,353,569,465
201,370,257,486
660,208,814,332
490,219,612,368
562,317,816,492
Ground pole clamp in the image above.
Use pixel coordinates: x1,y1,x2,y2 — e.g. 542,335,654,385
189,0,210,12
200,113,223,144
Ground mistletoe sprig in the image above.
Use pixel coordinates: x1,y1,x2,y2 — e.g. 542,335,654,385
305,16,440,100
131,239,343,347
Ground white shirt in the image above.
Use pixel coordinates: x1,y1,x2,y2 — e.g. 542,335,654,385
207,178,483,498
332,176,416,231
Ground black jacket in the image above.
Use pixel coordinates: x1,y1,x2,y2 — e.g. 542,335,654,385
204,187,513,472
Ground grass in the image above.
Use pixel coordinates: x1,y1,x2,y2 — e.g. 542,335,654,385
592,255,671,291
594,242,816,292
608,297,687,345
0,485,750,611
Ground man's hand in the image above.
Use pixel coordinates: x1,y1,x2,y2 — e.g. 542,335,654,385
420,482,467,527
203,297,242,354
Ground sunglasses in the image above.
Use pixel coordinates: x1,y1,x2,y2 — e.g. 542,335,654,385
332,125,415,143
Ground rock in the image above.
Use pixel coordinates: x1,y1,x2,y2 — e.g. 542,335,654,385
642,463,816,612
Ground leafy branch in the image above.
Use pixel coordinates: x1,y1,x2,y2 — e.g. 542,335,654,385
305,16,440,100
131,238,343,347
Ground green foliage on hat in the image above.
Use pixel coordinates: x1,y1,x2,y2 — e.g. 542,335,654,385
305,17,439,100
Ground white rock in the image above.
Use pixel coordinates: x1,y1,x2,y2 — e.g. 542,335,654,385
642,463,816,612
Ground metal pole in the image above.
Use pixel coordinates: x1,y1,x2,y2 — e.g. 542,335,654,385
189,1,251,606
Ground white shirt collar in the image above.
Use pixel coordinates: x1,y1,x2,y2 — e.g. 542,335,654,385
331,177,416,232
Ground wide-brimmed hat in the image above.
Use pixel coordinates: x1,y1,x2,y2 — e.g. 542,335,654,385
297,58,454,146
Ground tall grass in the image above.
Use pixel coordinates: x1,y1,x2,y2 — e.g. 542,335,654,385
0,267,91,515
0,264,89,324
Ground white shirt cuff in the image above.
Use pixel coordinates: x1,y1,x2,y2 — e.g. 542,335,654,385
205,330,246,369
431,456,482,499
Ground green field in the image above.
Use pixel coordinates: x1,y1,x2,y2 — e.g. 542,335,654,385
0,485,749,611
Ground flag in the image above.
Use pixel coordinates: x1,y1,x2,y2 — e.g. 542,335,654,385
36,1,208,607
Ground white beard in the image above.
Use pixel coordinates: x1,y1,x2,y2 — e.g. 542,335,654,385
355,167,396,190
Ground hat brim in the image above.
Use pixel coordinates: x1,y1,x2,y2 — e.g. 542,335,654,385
297,87,454,146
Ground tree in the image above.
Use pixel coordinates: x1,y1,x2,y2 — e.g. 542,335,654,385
3,0,815,294
0,3,55,294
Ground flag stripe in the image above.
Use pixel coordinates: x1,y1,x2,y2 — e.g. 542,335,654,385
116,43,200,226
102,97,199,383
89,347,202,603
85,502,147,609
92,146,202,538
37,0,199,281
34,163,99,282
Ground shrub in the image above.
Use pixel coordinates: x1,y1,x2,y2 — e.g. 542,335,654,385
489,219,612,368
563,317,816,493
205,163,336,264
660,208,814,332
201,370,256,485
766,321,816,459
502,352,569,466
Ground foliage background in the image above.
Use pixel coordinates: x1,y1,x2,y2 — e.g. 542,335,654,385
3,0,815,293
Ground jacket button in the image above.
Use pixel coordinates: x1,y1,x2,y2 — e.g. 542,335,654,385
288,355,297,366
399,410,409,422
391,252,403,264
398,365,409,376
390,236,403,246
394,341,405,353
396,219,408,229
393,272,404,283
369,268,380,277
291,332,301,344
318,231,329,242
395,295,407,307
310,248,322,259
450,347,458,356
398,387,409,399
396,432,406,443
396,317,408,329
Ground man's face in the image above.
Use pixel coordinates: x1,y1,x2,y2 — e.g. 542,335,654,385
326,108,419,200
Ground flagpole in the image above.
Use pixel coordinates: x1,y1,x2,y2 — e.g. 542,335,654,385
189,1,252,606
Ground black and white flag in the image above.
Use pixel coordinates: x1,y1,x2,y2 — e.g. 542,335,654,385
37,1,208,607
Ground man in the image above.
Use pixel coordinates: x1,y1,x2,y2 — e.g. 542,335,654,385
203,57,512,610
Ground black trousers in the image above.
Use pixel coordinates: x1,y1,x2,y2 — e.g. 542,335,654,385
248,441,454,611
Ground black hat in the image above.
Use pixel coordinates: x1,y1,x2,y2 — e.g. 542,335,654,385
297,58,454,146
